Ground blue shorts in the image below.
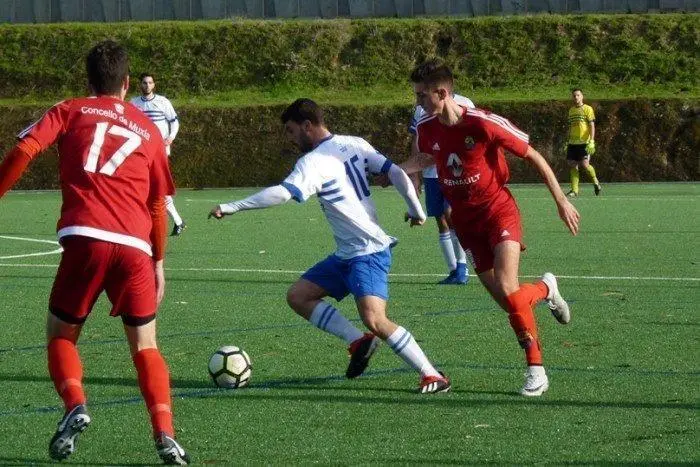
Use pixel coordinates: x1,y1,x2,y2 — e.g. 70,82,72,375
302,248,392,301
424,177,448,217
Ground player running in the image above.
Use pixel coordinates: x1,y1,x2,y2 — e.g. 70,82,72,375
0,41,189,464
402,60,580,396
408,93,475,285
209,98,451,394
131,73,186,236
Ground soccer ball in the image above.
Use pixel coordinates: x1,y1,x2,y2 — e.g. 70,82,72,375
208,346,252,389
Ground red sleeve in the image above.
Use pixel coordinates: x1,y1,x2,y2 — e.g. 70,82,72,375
149,142,175,199
481,112,530,158
18,101,71,150
0,137,43,198
149,196,167,261
416,125,430,154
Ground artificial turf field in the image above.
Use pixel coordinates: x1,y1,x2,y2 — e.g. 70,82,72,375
0,183,697,465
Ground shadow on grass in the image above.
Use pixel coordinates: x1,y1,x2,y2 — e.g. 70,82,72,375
1,371,696,416
0,457,157,466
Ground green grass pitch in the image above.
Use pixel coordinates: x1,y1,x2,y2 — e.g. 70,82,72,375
0,183,697,464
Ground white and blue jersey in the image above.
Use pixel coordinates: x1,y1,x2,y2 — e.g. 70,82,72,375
281,134,395,260
130,94,179,154
408,94,475,178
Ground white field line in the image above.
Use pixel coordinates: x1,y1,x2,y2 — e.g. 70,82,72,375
0,262,697,282
0,235,63,260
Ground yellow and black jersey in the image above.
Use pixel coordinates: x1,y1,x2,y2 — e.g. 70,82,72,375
568,104,595,144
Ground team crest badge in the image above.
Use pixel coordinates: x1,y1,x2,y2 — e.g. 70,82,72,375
114,103,124,114
464,136,475,149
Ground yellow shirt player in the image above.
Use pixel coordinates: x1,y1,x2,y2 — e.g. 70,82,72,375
566,89,602,197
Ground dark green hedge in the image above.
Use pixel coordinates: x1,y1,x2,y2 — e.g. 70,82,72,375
0,14,697,97
1,99,697,189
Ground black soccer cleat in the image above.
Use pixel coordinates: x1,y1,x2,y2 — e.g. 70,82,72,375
566,190,578,198
49,404,91,460
346,333,380,379
156,433,190,465
594,184,602,196
170,222,187,237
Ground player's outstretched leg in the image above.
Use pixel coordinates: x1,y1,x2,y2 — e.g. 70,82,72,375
541,273,571,324
358,296,450,393
49,404,91,460
156,432,190,465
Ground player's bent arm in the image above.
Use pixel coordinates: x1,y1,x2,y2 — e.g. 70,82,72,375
387,164,426,223
589,121,595,141
399,152,434,175
523,146,581,236
168,118,180,142
216,184,293,216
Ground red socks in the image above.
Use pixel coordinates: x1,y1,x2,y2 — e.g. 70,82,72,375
132,348,174,438
47,337,86,413
505,281,548,365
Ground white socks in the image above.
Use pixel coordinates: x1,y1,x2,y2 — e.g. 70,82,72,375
165,195,183,226
449,229,467,265
386,326,439,378
438,232,457,272
309,302,363,345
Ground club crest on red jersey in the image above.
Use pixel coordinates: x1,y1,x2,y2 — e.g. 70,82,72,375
464,136,475,149
114,103,124,114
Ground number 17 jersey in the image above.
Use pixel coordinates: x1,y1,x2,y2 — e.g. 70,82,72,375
18,96,174,256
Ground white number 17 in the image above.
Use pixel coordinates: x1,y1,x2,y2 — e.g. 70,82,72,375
84,122,142,176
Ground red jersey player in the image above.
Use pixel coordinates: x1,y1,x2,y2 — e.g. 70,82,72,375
402,60,580,396
0,41,189,464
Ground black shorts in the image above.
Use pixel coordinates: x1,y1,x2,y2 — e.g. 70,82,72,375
567,144,589,162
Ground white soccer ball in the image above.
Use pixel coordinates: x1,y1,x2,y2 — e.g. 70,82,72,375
208,345,252,389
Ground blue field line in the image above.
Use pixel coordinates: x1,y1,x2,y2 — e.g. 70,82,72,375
0,363,698,418
0,307,503,355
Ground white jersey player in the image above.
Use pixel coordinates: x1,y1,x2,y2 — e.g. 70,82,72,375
408,93,475,285
209,99,451,394
131,73,186,236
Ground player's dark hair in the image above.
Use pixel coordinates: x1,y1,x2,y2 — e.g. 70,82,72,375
139,72,154,82
86,40,129,95
281,98,324,125
410,59,454,89
572,88,583,94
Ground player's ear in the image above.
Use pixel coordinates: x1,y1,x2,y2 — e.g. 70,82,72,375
437,87,448,100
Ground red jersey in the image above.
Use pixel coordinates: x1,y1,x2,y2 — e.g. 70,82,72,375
416,107,530,222
19,96,174,256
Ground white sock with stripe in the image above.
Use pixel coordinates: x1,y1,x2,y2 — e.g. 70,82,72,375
439,232,457,272
165,195,183,226
386,326,439,378
310,301,364,345
449,229,467,265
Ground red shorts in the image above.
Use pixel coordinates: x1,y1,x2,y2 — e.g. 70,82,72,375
49,236,157,326
452,199,525,274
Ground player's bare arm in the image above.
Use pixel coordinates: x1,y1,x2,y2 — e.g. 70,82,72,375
399,152,434,175
209,185,292,219
386,163,426,227
523,146,581,235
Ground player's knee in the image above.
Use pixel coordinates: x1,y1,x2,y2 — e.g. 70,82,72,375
286,285,307,313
